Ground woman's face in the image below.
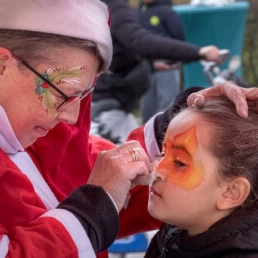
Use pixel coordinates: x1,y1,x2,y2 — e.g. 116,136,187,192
148,111,226,235
0,46,99,147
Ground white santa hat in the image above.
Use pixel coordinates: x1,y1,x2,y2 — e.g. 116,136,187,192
0,0,113,72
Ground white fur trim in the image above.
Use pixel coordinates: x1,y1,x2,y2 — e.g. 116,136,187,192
0,235,9,258
42,209,96,258
9,151,59,210
143,114,163,162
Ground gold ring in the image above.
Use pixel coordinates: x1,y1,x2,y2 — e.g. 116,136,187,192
129,148,139,162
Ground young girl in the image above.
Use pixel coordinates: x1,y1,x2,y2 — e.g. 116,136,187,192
146,98,258,257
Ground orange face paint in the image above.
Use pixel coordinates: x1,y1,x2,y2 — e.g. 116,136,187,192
157,126,205,190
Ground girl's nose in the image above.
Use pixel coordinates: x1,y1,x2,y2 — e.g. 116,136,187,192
155,159,168,181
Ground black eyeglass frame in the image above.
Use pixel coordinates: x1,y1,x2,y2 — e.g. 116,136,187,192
14,55,95,110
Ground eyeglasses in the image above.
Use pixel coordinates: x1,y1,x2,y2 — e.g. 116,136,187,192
14,55,95,111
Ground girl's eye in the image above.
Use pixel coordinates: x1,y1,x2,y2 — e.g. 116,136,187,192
174,159,187,168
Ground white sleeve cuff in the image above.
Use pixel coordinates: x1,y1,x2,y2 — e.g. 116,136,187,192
41,209,96,258
0,235,10,258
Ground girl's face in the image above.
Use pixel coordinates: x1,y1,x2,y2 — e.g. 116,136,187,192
0,46,99,147
148,111,226,235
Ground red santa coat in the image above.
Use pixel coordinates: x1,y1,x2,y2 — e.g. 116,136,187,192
0,145,96,257
0,99,113,257
0,93,161,258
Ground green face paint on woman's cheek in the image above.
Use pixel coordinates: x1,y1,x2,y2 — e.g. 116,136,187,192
35,72,57,117
35,66,88,116
158,126,205,190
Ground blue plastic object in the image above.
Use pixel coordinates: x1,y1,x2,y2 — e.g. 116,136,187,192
108,233,148,253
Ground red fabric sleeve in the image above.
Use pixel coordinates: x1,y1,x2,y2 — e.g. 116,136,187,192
0,150,80,258
26,96,160,257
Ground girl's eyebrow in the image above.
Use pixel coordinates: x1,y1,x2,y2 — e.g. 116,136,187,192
172,144,192,158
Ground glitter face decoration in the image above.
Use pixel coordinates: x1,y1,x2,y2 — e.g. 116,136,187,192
157,126,205,190
35,66,87,116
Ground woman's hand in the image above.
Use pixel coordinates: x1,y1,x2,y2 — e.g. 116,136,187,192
87,140,153,211
187,81,258,118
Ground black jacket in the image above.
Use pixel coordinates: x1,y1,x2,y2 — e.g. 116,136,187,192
138,0,185,41
145,203,258,258
100,0,200,74
94,0,203,111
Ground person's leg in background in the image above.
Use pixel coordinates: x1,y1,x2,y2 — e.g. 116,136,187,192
140,67,181,124
140,73,158,123
156,68,181,111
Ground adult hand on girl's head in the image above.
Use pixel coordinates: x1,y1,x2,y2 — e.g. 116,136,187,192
87,140,153,212
154,82,257,155
187,81,258,118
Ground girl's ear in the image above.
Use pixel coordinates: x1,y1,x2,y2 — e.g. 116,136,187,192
0,48,13,75
217,177,251,210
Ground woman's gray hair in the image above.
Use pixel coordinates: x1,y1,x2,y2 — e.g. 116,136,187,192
0,29,104,71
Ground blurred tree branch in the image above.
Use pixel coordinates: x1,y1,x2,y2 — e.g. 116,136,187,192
243,0,258,86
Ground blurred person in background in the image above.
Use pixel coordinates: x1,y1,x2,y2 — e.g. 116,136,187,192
138,0,186,123
91,0,221,144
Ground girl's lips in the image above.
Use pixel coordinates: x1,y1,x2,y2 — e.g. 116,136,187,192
150,186,162,197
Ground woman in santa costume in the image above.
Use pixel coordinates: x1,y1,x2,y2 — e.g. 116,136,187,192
0,0,257,257
0,0,155,257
